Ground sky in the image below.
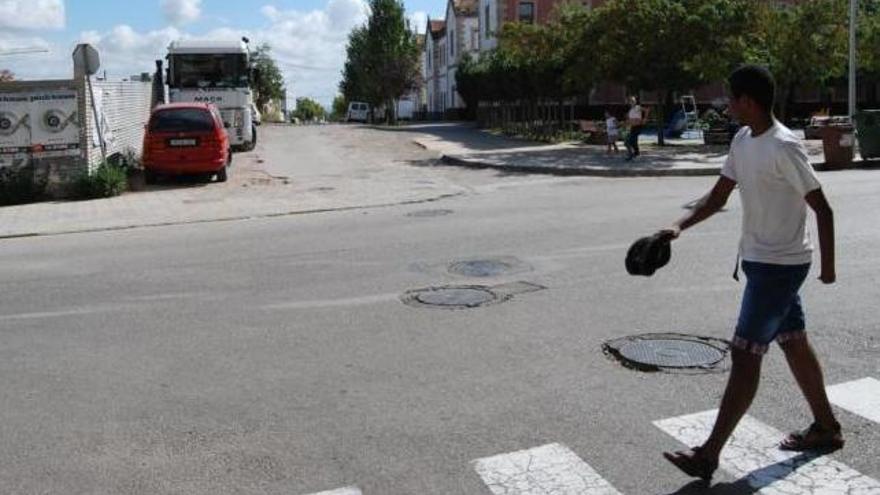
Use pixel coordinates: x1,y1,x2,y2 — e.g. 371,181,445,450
0,0,445,106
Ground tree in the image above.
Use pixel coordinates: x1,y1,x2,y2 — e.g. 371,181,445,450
747,0,848,121
252,43,286,113
339,0,420,123
0,69,14,82
331,95,348,120
293,97,326,122
595,0,754,144
341,26,372,105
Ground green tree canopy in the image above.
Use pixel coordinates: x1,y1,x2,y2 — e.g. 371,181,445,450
594,0,753,143
339,0,420,123
747,0,848,119
331,95,348,120
293,97,327,122
252,43,286,112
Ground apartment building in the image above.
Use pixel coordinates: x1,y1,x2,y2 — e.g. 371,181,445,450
423,0,480,115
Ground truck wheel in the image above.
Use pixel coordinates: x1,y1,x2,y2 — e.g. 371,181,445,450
245,127,257,151
144,170,158,184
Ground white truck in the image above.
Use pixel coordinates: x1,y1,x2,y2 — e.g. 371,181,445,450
166,39,257,151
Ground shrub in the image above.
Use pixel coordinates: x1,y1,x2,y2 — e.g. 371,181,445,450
0,165,46,206
75,161,128,199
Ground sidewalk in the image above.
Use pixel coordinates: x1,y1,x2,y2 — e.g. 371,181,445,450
407,123,832,177
0,146,465,239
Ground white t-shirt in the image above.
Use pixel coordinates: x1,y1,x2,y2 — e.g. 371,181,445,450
606,117,619,135
721,120,822,265
627,105,642,123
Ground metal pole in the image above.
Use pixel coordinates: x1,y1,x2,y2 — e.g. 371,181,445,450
849,0,858,119
87,75,107,162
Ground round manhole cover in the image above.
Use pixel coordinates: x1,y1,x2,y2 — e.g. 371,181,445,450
449,259,514,277
402,285,507,309
406,209,453,218
603,333,729,373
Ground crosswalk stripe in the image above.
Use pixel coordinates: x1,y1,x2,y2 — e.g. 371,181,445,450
304,487,362,495
654,410,880,493
472,442,623,495
827,377,880,424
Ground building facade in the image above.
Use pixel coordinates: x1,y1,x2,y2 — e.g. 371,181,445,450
423,0,480,116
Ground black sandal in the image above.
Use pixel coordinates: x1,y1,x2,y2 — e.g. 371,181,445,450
663,446,718,481
780,421,844,452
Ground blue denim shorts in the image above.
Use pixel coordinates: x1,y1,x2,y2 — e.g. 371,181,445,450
733,260,811,355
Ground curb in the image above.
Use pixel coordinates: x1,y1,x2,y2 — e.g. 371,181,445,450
439,154,722,178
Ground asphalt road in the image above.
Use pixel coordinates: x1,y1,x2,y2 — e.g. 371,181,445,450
1,125,878,494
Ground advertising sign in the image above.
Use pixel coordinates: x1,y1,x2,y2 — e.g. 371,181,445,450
28,90,80,156
0,93,30,155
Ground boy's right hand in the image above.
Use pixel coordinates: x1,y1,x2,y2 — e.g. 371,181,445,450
656,226,681,242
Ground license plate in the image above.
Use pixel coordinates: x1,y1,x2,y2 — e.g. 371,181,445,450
169,138,197,147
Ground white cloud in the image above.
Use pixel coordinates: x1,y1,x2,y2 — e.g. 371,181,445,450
0,33,66,79
5,0,374,106
0,0,65,30
161,0,202,26
408,11,428,34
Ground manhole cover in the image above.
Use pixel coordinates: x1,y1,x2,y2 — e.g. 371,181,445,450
603,333,729,373
406,209,453,218
449,259,514,277
447,256,532,278
402,285,507,309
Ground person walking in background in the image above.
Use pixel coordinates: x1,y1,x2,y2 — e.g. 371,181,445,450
658,65,842,481
625,96,646,161
605,109,620,154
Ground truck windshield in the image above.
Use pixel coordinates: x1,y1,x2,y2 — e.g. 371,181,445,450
170,54,248,88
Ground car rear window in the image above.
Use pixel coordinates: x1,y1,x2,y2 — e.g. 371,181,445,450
150,109,215,132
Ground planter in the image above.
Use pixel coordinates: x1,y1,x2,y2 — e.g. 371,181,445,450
703,129,733,146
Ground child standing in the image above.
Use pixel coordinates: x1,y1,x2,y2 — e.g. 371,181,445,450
605,110,620,154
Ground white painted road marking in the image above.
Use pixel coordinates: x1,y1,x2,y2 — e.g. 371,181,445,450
304,487,362,495
655,410,880,493
827,377,880,424
472,442,623,495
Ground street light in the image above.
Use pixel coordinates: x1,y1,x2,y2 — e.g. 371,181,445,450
849,0,857,119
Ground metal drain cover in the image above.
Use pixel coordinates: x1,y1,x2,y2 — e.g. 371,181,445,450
603,333,729,373
406,209,453,218
402,285,509,309
417,287,495,306
449,259,514,277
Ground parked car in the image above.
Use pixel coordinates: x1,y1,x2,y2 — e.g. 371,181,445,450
346,101,369,123
142,103,231,184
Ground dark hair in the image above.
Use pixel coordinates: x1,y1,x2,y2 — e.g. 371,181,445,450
728,65,775,112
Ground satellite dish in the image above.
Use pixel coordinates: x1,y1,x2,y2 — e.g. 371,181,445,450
72,44,101,76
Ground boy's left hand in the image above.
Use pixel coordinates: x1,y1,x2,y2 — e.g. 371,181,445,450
819,268,836,284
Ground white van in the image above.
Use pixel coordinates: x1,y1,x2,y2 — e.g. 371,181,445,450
346,102,369,123
396,98,414,120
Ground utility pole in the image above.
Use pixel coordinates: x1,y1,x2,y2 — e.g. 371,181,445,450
849,0,858,119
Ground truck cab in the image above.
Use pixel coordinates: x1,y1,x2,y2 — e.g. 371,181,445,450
166,40,257,151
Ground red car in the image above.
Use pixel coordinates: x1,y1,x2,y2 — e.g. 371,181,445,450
142,103,231,183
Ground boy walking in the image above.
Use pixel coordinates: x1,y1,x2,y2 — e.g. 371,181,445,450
659,65,842,480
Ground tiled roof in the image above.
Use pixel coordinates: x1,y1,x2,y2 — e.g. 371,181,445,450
430,20,446,34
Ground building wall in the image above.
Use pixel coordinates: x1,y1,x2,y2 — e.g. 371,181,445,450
478,0,500,53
